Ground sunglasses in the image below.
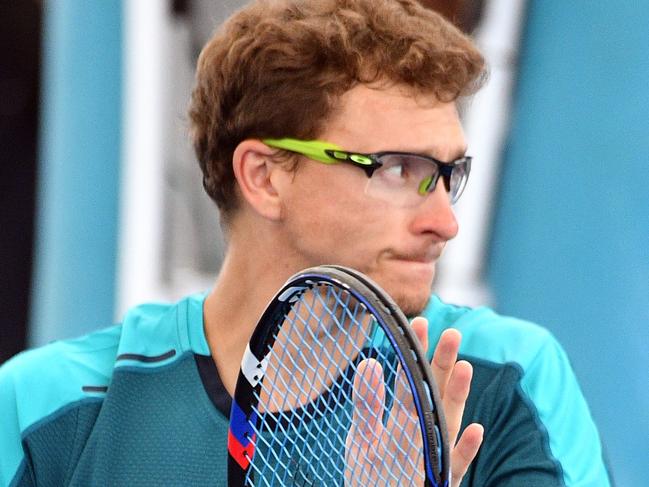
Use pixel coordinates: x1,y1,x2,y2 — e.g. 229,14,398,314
263,138,471,207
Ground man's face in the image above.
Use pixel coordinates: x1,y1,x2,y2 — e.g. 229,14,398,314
277,84,466,315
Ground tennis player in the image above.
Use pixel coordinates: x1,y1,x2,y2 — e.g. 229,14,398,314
0,0,612,485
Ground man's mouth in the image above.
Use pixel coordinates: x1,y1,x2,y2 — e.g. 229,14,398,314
390,248,442,264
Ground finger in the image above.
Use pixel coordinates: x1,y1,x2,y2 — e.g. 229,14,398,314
410,316,429,354
380,362,419,483
450,423,483,487
391,362,412,417
387,361,421,449
350,358,385,442
430,328,461,398
346,359,386,484
443,360,473,447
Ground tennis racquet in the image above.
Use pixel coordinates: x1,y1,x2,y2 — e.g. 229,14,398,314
227,265,450,486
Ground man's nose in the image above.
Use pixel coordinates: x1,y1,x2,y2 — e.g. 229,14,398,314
411,178,459,241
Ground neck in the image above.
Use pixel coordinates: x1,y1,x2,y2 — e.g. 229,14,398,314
202,220,299,395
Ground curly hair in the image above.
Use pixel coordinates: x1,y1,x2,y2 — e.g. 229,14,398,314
189,0,486,219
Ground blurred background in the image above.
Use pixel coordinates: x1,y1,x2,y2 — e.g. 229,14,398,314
1,0,647,484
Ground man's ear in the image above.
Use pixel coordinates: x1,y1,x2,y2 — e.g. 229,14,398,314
232,139,285,221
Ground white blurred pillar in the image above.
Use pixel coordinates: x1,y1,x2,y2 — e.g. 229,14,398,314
434,0,527,307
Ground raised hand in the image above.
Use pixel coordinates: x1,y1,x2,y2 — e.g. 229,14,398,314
414,319,484,485
345,318,483,487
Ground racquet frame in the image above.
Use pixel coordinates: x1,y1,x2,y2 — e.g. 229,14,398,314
227,265,450,487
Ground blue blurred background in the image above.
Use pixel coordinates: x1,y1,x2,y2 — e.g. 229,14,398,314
490,3,649,484
0,1,647,484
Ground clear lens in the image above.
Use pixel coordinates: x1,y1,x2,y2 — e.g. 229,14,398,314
365,154,469,207
449,157,470,204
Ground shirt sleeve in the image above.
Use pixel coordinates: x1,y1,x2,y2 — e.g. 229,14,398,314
0,357,34,487
460,333,612,487
422,298,615,486
517,334,612,486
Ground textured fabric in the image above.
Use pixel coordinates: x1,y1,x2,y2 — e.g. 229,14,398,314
422,296,612,486
0,293,612,486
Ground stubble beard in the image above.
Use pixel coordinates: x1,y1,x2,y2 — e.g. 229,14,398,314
375,273,434,317
391,288,432,317
353,260,436,317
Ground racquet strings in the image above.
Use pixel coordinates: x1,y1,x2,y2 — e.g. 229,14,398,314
246,282,425,486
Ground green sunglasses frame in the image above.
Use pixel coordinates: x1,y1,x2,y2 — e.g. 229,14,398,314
262,138,471,197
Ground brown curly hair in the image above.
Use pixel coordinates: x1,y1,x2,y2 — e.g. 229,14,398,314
189,0,486,219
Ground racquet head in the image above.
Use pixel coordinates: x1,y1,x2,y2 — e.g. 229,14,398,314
227,265,449,486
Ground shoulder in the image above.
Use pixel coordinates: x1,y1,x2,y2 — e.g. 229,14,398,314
0,292,208,420
0,294,209,486
112,292,209,368
0,293,208,403
424,298,583,421
423,296,612,486
423,296,570,436
423,295,558,370
0,292,208,413
0,325,122,431
0,325,121,486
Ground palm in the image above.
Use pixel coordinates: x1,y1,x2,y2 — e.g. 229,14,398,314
344,359,425,486
344,322,484,487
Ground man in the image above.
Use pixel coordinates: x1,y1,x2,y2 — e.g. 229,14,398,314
0,0,611,485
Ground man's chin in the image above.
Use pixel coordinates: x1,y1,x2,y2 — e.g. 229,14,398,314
387,276,435,316
362,266,434,316
392,292,431,317
382,280,433,316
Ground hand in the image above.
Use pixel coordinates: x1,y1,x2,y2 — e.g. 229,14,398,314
415,319,484,486
344,318,483,487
